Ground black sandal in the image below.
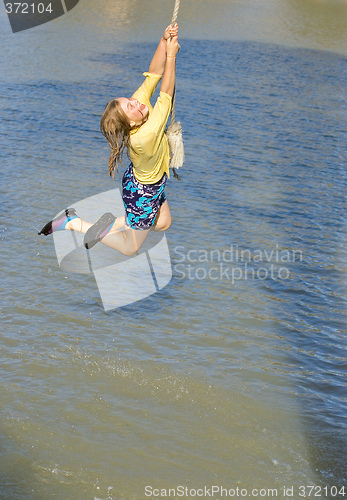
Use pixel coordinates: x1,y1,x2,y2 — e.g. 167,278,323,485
84,212,116,249
38,208,78,236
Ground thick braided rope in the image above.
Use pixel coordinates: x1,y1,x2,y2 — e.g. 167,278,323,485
170,0,180,124
171,0,180,26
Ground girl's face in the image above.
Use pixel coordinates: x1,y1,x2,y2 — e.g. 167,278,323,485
119,97,148,127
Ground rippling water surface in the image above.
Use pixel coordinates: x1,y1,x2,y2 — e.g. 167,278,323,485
0,0,346,499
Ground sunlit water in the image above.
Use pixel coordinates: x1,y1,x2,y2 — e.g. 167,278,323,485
0,0,346,499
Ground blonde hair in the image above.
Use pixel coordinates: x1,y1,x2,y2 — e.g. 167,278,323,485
100,99,132,177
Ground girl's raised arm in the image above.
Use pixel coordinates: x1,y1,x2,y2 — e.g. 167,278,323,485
160,36,180,98
149,24,178,76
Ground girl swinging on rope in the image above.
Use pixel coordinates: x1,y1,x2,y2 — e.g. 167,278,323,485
39,24,180,256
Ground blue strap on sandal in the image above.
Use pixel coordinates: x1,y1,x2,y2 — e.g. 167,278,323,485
38,208,79,236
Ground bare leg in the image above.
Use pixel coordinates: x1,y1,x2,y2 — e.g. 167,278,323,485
109,216,126,232
66,216,150,256
66,218,93,233
66,216,125,233
100,225,150,256
152,200,172,232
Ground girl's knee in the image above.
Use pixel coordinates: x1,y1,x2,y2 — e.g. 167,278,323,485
155,217,171,231
162,219,172,231
122,247,137,256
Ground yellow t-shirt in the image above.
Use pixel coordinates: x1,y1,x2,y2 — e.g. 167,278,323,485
129,72,172,184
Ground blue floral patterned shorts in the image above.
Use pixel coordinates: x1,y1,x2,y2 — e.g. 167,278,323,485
122,164,167,230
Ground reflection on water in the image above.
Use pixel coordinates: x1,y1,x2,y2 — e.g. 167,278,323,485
0,0,346,84
0,0,346,498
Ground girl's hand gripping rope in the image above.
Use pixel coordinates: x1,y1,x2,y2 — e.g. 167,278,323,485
166,35,180,58
163,23,178,40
